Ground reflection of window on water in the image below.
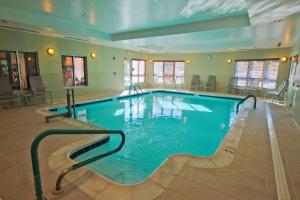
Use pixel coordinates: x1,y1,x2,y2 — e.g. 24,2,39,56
114,108,125,116
121,97,145,120
152,96,183,118
152,95,212,118
78,109,88,122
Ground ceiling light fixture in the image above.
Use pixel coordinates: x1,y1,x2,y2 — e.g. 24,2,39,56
227,58,232,64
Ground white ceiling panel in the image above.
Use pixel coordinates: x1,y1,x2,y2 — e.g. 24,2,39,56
0,0,299,52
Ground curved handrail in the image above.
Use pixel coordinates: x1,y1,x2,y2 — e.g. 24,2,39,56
135,84,144,93
236,95,257,113
31,129,125,200
133,85,140,95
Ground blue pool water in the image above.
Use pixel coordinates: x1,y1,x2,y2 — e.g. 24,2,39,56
54,91,239,184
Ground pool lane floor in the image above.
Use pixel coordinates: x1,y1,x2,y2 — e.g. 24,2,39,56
0,91,298,200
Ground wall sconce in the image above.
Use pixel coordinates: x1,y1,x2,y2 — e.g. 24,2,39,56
91,52,96,59
280,56,287,62
227,58,232,64
186,59,192,64
47,48,55,55
148,59,153,63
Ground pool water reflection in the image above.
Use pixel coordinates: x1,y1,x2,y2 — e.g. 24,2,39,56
60,92,239,184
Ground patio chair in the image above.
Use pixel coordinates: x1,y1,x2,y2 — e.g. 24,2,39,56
227,77,238,94
0,77,19,109
204,75,216,92
265,80,287,102
247,78,260,96
190,75,202,90
29,76,53,104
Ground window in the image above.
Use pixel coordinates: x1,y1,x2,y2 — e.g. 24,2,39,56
62,55,87,87
131,59,146,84
0,50,39,90
153,61,164,84
234,59,279,89
124,60,130,87
153,61,185,85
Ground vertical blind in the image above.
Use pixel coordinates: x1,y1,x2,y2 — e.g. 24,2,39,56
234,60,279,89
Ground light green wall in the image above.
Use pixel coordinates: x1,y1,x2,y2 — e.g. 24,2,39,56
0,28,147,99
146,48,291,92
0,28,291,100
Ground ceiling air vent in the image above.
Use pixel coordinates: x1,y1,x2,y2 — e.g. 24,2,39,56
65,36,89,42
0,25,40,34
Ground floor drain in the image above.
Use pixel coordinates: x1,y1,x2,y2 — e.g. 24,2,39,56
224,147,234,154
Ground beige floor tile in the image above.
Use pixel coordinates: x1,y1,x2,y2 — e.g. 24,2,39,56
155,190,192,200
95,183,132,200
132,180,165,200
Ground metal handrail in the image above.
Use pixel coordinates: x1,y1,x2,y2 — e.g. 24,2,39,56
45,88,76,123
133,85,140,95
236,95,257,113
128,84,144,95
31,129,125,200
135,84,144,94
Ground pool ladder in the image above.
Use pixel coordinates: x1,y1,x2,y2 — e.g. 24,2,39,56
30,129,125,200
45,88,76,122
236,95,257,113
129,84,144,95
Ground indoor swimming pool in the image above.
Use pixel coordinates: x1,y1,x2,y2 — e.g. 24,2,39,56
52,91,240,184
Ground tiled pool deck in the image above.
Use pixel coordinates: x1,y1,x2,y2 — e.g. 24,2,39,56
0,90,299,200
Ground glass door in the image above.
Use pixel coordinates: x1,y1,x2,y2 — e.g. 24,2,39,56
126,59,146,86
62,56,75,87
18,52,39,90
0,50,19,89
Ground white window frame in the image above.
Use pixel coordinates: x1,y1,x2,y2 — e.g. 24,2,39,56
234,59,280,89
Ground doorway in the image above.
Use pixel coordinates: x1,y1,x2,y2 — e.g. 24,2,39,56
18,52,39,90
